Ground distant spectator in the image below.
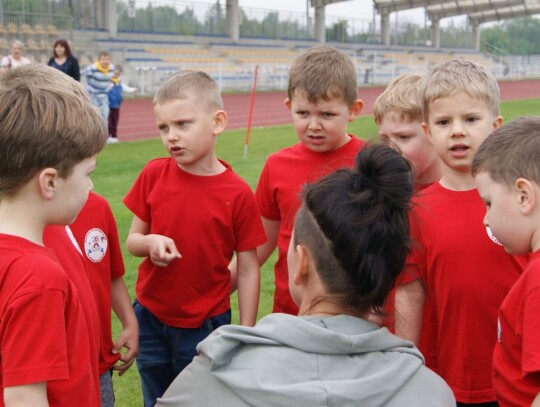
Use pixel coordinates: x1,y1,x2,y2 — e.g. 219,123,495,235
107,64,137,144
0,40,30,72
48,38,80,81
83,51,114,122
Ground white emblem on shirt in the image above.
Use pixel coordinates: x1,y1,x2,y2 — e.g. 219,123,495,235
83,228,108,263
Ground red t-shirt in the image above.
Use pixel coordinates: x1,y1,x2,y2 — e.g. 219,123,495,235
0,234,99,406
383,181,436,332
493,250,540,406
256,135,366,315
124,158,266,328
408,182,522,403
70,192,125,374
43,225,101,401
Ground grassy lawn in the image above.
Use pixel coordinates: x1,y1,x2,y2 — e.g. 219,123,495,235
91,98,540,405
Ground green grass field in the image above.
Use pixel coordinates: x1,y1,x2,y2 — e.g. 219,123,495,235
93,98,540,405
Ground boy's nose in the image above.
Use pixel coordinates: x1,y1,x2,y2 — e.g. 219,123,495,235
167,129,180,142
308,116,321,130
451,121,465,136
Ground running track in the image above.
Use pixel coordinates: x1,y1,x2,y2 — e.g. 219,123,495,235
118,79,540,142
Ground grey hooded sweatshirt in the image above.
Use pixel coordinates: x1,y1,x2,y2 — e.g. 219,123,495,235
156,313,455,406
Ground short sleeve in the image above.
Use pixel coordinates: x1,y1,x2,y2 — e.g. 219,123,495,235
521,285,540,382
124,166,153,223
2,288,69,386
233,185,267,253
255,161,280,221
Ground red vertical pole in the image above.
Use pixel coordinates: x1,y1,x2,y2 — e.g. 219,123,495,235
243,65,259,159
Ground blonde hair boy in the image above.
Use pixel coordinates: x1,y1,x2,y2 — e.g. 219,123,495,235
154,70,224,111
422,58,500,121
0,64,106,405
394,58,523,405
374,73,441,187
124,70,266,405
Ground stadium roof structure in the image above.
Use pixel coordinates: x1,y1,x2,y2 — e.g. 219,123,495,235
371,0,540,48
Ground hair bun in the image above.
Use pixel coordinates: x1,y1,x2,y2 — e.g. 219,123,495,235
354,144,413,210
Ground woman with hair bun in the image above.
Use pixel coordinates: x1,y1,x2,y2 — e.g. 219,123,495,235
156,144,455,407
48,38,80,81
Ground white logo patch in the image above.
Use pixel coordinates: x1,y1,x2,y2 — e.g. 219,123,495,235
486,226,503,246
84,228,108,263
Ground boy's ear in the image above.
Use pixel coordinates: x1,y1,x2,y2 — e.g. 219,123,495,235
515,178,536,215
348,99,364,122
292,244,310,286
212,110,228,136
38,168,59,200
492,115,503,130
422,122,432,142
284,98,291,111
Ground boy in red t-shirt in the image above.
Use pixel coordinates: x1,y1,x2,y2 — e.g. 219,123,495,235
373,73,442,352
71,192,139,407
374,73,442,189
394,59,523,406
231,45,365,315
124,70,266,406
472,117,540,407
0,65,107,405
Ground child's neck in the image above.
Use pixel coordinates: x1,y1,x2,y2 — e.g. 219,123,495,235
0,199,46,245
439,167,477,191
417,159,443,186
177,155,226,176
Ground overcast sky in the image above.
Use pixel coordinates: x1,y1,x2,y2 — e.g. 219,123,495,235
193,0,428,24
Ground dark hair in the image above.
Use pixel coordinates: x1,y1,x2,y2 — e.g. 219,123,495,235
472,116,540,185
294,144,413,315
53,38,72,58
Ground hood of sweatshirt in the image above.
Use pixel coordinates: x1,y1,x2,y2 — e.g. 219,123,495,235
194,313,449,406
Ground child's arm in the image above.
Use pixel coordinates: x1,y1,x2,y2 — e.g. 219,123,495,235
110,277,139,376
4,382,47,406
236,248,260,326
533,392,540,407
229,217,279,293
126,215,181,267
394,279,425,345
121,82,138,93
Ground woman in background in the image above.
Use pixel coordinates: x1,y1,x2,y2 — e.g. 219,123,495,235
1,40,30,71
48,38,80,81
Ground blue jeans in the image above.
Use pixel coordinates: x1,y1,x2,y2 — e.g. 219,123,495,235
90,92,110,123
133,300,231,407
99,370,114,407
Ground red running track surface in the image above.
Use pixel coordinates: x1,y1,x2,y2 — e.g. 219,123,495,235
117,79,540,142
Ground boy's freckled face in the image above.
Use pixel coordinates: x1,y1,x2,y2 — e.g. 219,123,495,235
424,92,502,173
154,97,218,173
475,172,531,255
286,92,358,153
378,112,437,182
